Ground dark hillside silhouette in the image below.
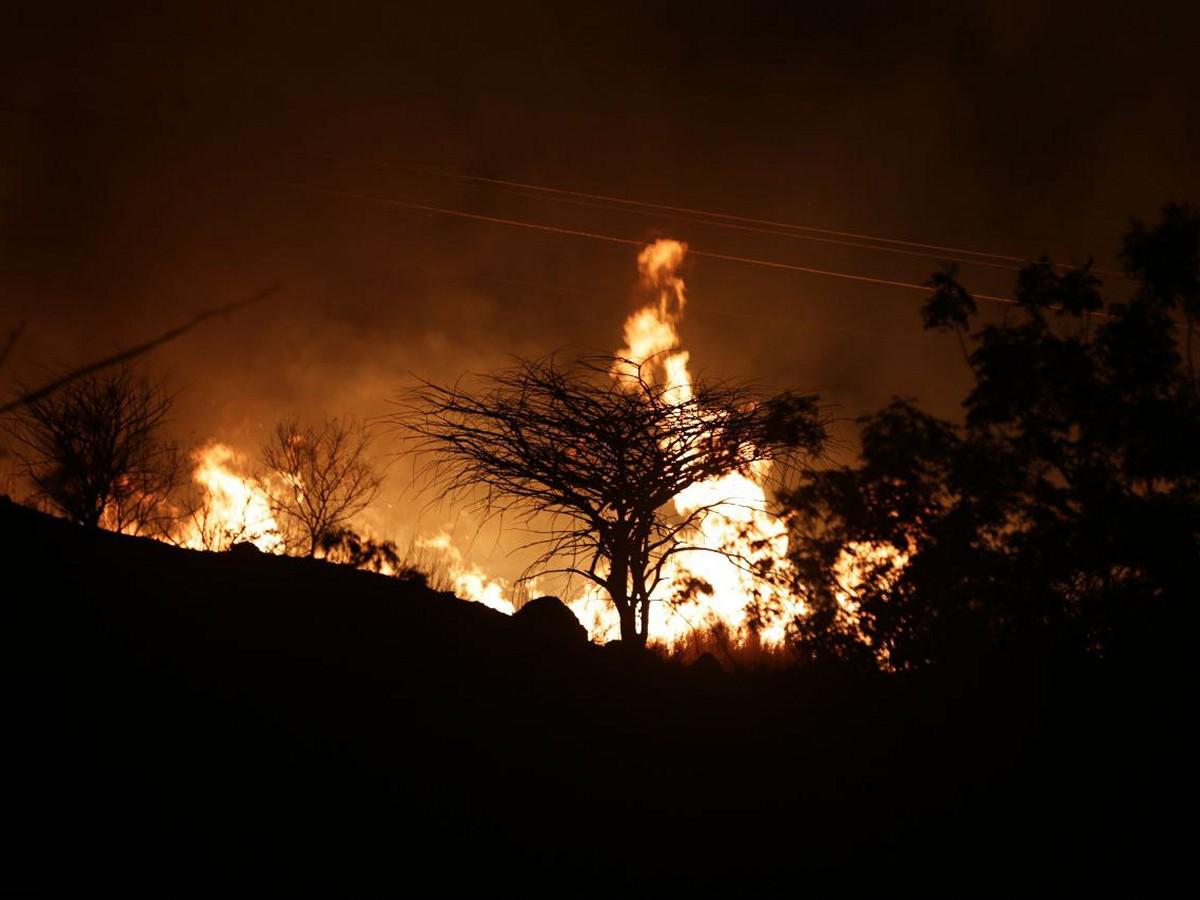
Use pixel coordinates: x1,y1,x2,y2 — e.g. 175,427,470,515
1,497,1189,892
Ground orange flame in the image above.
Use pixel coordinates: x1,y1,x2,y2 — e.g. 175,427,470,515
615,238,692,404
570,239,805,646
177,443,284,553
159,240,906,654
416,531,516,614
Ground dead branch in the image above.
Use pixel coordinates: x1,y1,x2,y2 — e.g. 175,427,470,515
0,284,280,416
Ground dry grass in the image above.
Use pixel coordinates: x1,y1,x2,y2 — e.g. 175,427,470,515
653,620,797,670
389,537,457,593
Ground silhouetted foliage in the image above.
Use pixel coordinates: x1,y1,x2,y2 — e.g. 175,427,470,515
1122,203,1200,311
316,525,427,586
786,205,1200,669
394,355,826,647
1122,201,1200,379
261,416,385,557
3,363,187,534
922,262,977,332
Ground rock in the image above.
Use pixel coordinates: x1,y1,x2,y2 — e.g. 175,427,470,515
512,595,589,647
228,541,262,557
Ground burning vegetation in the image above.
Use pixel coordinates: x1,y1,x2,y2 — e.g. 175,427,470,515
3,207,1199,669
3,236,838,653
392,238,836,649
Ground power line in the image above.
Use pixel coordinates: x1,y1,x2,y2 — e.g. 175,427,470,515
447,179,1033,274
283,152,1121,277
282,180,1020,306
410,165,1123,277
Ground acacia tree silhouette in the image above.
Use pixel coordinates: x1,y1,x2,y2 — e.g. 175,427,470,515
4,363,186,534
394,355,825,647
785,204,1200,669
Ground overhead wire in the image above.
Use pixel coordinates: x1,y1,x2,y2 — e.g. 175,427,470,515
408,165,1123,277
437,179,1033,274
283,152,1121,276
280,180,1021,307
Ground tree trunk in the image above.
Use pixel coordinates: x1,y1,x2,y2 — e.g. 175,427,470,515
613,593,649,647
610,542,644,645
635,597,651,648
618,606,640,644
612,592,648,647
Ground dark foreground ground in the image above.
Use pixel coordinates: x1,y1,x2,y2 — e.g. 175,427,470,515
1,497,1192,894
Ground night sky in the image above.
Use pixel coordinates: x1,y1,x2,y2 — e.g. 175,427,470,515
4,2,1199,554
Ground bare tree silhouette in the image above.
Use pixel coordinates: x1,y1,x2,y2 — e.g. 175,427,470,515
3,363,186,533
393,355,826,646
261,416,385,557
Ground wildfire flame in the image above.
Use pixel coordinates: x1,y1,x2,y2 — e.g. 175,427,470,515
615,239,693,404
178,443,284,553
157,239,903,653
164,446,519,616
416,532,516,615
569,239,804,646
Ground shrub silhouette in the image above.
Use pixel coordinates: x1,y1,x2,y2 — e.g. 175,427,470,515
4,363,187,535
261,416,384,557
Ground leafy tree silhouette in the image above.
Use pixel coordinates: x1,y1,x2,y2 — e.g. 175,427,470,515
785,204,1200,669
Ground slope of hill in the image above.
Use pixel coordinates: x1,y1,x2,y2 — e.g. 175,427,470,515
1,497,1189,892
